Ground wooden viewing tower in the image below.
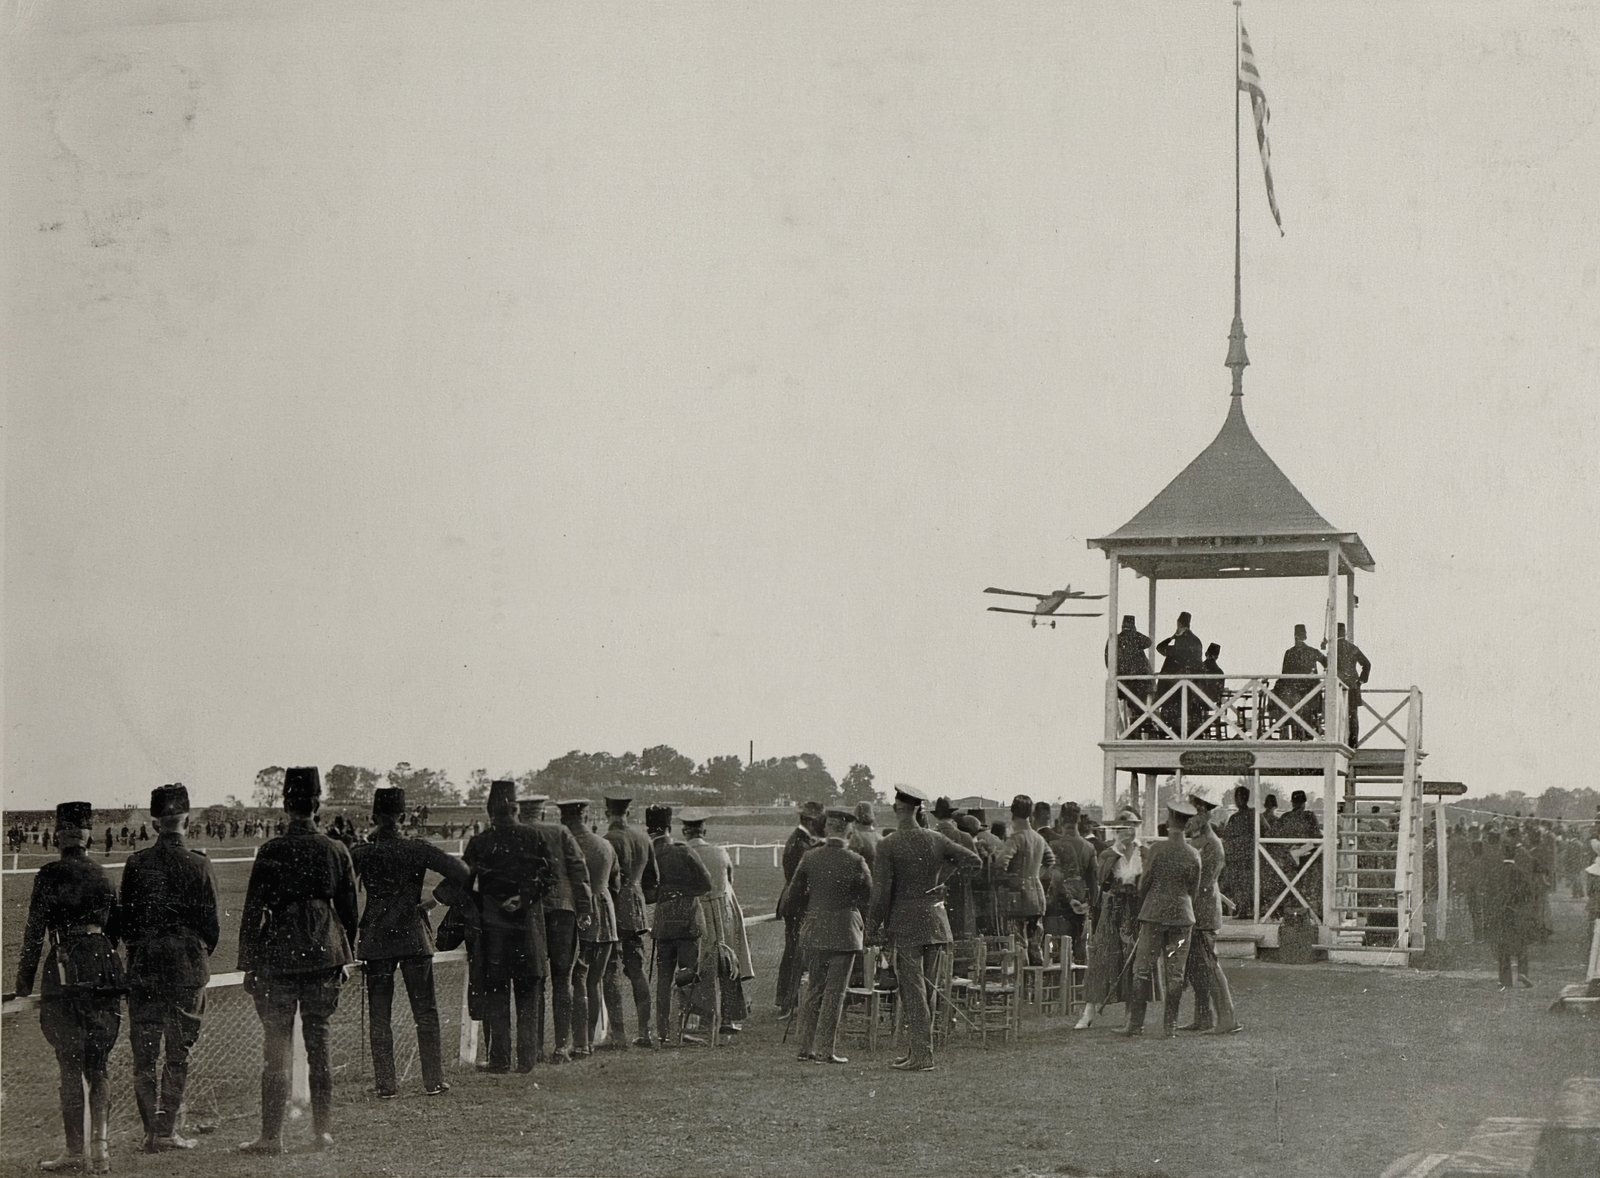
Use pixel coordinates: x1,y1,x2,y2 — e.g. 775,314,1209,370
1083,7,1427,964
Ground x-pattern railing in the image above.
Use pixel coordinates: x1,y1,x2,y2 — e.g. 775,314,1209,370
1114,674,1327,742
1354,689,1412,749
1257,837,1323,919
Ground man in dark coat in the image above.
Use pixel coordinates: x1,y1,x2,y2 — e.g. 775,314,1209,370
464,781,552,1073
15,801,125,1173
559,799,619,1056
121,784,220,1151
775,801,825,1016
237,767,358,1154
1155,612,1206,736
931,797,979,940
1122,801,1201,1039
1330,622,1371,745
1047,802,1100,964
351,786,470,1097
1275,624,1327,739
643,805,714,1046
1107,615,1154,735
786,807,872,1064
518,795,594,1063
1197,643,1226,737
1179,787,1241,1034
1480,841,1536,990
1219,785,1257,919
866,786,982,1071
601,795,658,1047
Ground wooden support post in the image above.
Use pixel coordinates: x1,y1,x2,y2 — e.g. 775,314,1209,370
1324,544,1340,744
1103,555,1121,818
1435,800,1450,942
459,970,479,1064
1251,770,1262,923
1322,754,1338,943
1145,772,1160,842
1345,569,1356,642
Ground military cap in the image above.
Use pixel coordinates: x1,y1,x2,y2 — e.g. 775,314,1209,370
798,800,825,819
852,801,875,824
1010,794,1034,819
604,796,632,814
824,806,852,822
644,804,673,831
1168,798,1197,819
283,766,321,807
55,801,93,830
556,798,589,815
1186,784,1218,811
149,783,191,818
932,796,956,819
373,786,406,817
893,784,928,807
486,779,518,813
517,797,545,822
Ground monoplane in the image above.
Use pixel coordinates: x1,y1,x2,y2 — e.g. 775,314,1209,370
984,585,1105,628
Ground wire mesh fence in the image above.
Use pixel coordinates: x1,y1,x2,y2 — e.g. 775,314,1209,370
1,957,471,1156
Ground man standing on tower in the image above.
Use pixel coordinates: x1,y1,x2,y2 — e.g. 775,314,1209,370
1276,624,1327,738
121,783,220,1151
1327,622,1371,746
601,795,658,1048
1156,612,1206,735
237,767,358,1154
351,786,470,1098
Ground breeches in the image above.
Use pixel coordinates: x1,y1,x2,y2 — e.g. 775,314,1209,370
365,955,443,1091
777,915,804,1008
571,940,614,1050
602,931,651,1037
129,986,205,1136
1133,922,1193,997
250,971,343,1136
653,936,697,1039
40,996,121,1152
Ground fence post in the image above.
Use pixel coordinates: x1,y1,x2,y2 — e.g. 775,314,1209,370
772,845,780,869
290,1009,310,1110
732,846,740,866
458,973,478,1065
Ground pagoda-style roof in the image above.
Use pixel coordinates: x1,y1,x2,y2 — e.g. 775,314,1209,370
1089,396,1374,580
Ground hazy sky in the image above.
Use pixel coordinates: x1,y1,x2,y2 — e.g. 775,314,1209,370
4,1,1597,811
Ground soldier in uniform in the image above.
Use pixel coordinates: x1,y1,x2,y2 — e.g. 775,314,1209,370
465,781,552,1072
866,785,981,1072
1275,623,1327,739
1178,786,1242,1035
237,767,358,1153
601,795,658,1048
998,794,1055,965
14,801,125,1174
1121,800,1201,1039
351,786,471,1097
775,801,825,1016
643,805,714,1046
1046,801,1099,965
931,800,979,941
787,807,872,1064
518,795,593,1063
557,799,619,1056
120,783,220,1151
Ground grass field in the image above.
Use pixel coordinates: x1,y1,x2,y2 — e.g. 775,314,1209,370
5,846,1597,1178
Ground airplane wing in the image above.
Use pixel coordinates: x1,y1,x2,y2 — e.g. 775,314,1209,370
1061,592,1108,600
987,607,1101,618
983,587,1047,599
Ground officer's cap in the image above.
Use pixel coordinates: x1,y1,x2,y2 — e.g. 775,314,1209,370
679,809,707,829
556,798,589,816
150,783,191,818
517,797,546,822
1168,799,1197,819
604,796,632,814
823,807,852,822
893,785,929,807
55,801,93,830
373,787,406,817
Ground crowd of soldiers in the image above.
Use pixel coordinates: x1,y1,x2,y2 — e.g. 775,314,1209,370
13,770,1254,1170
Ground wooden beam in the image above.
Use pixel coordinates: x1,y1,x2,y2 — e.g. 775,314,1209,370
1103,555,1120,817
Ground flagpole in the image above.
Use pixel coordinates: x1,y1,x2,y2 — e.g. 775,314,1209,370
1226,0,1249,396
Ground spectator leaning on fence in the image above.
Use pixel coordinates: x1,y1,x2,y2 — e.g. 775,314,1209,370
236,766,359,1155
13,801,126,1174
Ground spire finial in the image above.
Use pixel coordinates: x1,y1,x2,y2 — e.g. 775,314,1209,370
1227,0,1247,397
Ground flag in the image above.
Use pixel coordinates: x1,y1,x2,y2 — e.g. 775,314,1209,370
1238,20,1283,234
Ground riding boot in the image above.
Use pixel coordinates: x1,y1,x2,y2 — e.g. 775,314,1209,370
239,1074,287,1152
1160,990,1183,1039
87,1077,110,1174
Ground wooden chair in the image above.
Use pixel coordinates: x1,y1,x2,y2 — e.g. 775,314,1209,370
839,947,896,1053
1022,933,1066,1017
1066,960,1088,1017
973,934,1021,1046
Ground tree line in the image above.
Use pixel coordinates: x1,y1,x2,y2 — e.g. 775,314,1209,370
248,749,878,810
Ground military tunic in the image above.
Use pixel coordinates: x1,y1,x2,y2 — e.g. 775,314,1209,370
788,838,872,1059
464,817,551,1070
646,836,714,1042
120,833,219,1139
602,818,658,1042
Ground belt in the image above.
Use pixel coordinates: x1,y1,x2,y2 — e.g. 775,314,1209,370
61,924,104,938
